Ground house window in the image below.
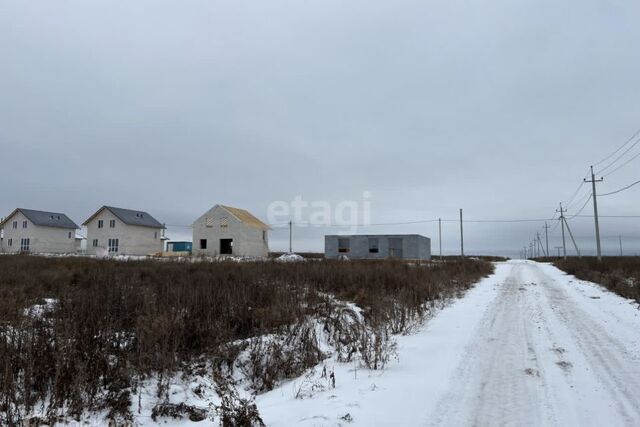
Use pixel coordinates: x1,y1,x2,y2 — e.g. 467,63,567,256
154,231,158,239
220,217,228,228
92,239,99,247
68,232,72,239
109,220,116,228
205,217,214,227
22,220,27,229
8,238,12,247
12,221,17,229
108,238,119,253
200,239,207,250
338,238,350,253
98,220,104,229
20,238,30,251
262,230,266,241
369,238,379,253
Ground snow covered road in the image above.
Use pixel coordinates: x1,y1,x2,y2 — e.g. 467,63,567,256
258,261,640,427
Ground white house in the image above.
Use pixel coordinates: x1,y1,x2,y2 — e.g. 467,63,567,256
192,205,270,258
0,208,80,254
83,206,165,256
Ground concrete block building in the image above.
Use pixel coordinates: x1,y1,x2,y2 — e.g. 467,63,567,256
192,205,270,258
0,208,80,254
325,234,431,260
83,206,165,256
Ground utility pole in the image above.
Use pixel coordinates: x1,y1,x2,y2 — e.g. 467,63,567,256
619,235,623,257
543,222,550,259
563,216,581,257
439,218,443,261
557,203,567,259
537,232,547,257
530,242,535,259
288,221,293,254
585,165,604,261
459,209,464,258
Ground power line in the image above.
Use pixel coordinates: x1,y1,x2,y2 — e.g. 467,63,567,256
602,150,640,178
600,179,640,197
450,218,555,223
570,214,640,219
596,135,640,175
593,127,640,168
566,194,592,219
563,179,588,207
566,190,591,212
270,217,556,228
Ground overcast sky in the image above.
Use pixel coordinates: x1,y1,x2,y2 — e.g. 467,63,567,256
1,0,640,256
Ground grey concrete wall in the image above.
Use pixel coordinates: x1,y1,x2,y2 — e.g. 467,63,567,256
192,205,269,258
418,235,432,260
0,211,77,254
325,234,431,260
85,208,163,256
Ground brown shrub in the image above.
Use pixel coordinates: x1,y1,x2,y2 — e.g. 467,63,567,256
0,255,492,424
553,257,640,304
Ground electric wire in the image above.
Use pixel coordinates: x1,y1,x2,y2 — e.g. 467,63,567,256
566,194,592,219
563,180,587,207
566,191,592,212
599,179,640,197
596,135,640,175
602,150,640,178
593,127,640,168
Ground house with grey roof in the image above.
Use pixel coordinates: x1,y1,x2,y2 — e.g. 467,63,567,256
192,205,270,258
83,206,165,256
325,234,431,261
0,208,80,254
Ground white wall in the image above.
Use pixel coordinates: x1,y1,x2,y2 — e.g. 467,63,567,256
0,211,77,254
192,206,269,258
85,208,163,256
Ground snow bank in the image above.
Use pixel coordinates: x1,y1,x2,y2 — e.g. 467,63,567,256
23,298,57,318
276,253,305,263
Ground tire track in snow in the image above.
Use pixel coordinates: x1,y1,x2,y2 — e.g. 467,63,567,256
534,266,640,425
428,261,640,427
429,263,557,427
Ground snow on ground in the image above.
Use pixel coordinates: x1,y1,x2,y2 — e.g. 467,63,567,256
23,298,57,318
256,260,640,427
276,253,305,263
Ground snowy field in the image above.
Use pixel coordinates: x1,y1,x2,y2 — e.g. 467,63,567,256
256,260,640,427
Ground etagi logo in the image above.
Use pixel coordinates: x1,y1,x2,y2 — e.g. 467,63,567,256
267,192,372,234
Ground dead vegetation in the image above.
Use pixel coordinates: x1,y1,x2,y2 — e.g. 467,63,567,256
553,257,640,304
0,255,492,425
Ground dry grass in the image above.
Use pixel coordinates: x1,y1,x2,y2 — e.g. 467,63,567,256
553,257,640,303
0,255,493,424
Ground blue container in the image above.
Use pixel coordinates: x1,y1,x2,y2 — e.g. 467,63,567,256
167,241,192,253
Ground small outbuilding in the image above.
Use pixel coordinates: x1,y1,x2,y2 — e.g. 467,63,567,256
166,241,192,253
192,205,270,258
83,206,165,256
0,208,80,254
325,234,431,260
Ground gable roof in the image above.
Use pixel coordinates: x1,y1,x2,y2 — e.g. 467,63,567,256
83,206,165,229
0,208,79,230
219,205,270,230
